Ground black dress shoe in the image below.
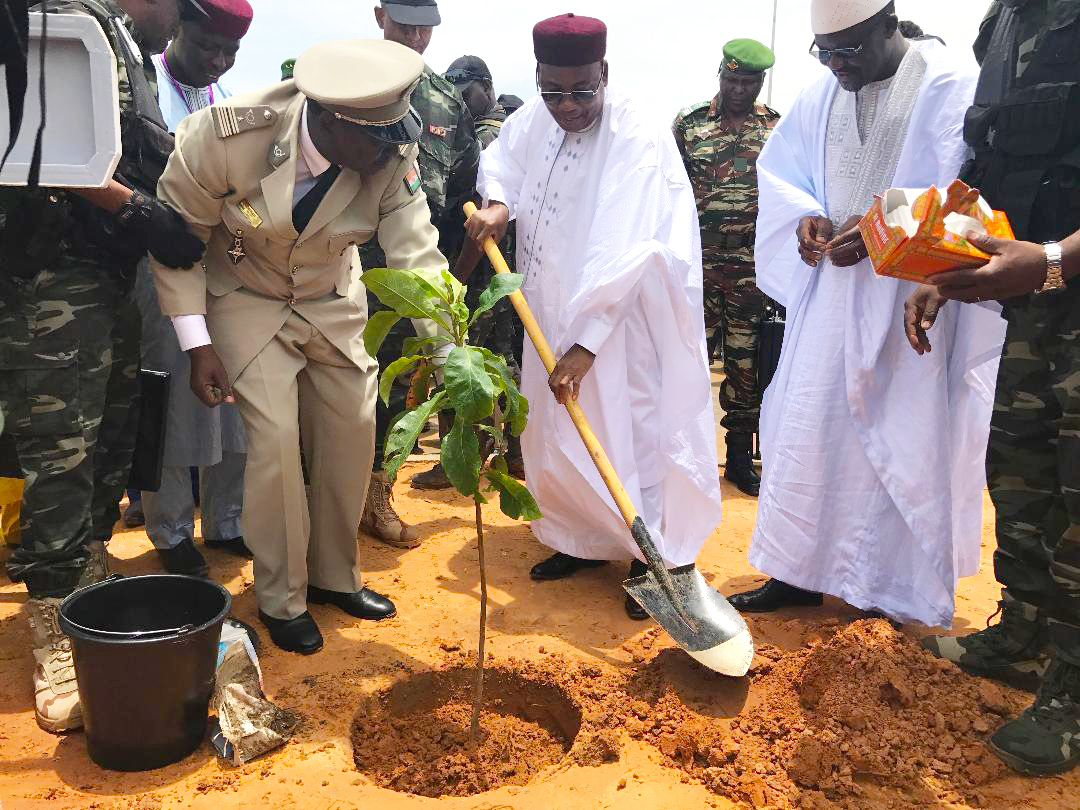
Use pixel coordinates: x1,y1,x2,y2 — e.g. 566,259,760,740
258,610,323,654
204,536,254,559
530,552,608,581
724,451,761,496
307,586,397,620
156,539,210,578
728,578,823,613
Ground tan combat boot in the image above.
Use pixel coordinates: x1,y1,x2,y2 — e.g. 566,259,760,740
360,471,420,549
27,597,82,733
78,541,110,588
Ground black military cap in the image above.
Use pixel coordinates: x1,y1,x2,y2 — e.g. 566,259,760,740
445,55,492,85
498,93,524,114
381,0,440,27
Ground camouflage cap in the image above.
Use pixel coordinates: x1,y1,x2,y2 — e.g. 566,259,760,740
721,39,775,74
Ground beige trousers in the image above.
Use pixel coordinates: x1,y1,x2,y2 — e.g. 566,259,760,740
231,311,375,619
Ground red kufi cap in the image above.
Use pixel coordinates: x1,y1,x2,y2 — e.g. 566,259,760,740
533,13,607,67
191,0,253,40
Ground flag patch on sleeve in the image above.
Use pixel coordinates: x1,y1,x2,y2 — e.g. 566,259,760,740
404,166,422,195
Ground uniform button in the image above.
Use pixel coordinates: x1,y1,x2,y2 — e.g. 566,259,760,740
291,265,299,274
288,298,297,306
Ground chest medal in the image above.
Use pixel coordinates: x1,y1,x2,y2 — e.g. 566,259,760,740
227,229,246,265
237,199,263,229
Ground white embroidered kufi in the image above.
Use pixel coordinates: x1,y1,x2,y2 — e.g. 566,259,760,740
811,0,892,35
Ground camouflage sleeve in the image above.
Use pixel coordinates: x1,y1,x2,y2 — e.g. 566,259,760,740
672,115,691,174
447,105,481,207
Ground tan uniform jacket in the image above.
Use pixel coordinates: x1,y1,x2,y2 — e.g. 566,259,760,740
151,81,447,380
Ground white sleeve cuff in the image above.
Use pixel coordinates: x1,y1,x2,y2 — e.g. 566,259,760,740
171,314,212,351
572,315,614,356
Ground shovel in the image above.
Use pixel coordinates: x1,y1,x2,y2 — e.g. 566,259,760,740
463,202,754,677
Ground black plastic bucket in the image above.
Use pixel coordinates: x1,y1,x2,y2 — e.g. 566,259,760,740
58,575,231,771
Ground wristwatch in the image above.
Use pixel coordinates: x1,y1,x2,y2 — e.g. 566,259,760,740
1039,242,1065,294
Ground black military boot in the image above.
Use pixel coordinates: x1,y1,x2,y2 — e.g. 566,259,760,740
989,656,1080,775
724,433,760,496
920,594,1049,692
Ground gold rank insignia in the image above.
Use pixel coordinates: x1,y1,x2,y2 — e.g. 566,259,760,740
237,200,263,229
428,124,447,137
212,105,277,139
227,229,246,265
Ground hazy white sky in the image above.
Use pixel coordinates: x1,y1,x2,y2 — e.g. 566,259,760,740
224,1,986,124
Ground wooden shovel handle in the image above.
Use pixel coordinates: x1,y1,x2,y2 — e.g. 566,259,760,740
464,202,639,531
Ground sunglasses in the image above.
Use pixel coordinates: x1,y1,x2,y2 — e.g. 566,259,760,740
808,41,866,65
536,71,604,106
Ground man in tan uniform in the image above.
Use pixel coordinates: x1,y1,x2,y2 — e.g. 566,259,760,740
151,39,447,654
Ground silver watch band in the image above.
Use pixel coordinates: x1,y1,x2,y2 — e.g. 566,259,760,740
1040,242,1065,294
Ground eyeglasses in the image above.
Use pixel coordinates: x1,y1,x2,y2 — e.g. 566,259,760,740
536,72,604,106
808,41,866,65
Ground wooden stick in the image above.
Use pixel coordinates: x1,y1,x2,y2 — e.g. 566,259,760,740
469,498,487,745
463,202,640,531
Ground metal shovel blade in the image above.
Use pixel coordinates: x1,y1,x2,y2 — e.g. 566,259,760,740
624,565,754,677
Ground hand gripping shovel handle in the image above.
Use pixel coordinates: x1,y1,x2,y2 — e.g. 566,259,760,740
463,202,695,631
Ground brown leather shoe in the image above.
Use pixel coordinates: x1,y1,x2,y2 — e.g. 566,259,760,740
360,471,420,549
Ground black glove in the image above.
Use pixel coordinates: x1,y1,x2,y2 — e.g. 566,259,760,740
116,190,205,269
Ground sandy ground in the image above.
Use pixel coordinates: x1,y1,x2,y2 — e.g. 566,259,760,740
2,389,1079,809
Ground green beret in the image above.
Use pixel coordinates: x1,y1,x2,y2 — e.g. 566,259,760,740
721,38,775,74
281,58,296,80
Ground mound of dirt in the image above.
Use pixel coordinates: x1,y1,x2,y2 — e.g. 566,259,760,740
351,620,1031,807
615,619,1030,808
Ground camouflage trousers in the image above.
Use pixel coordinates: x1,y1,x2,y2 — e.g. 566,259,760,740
988,283,1080,661
703,267,765,439
0,262,140,598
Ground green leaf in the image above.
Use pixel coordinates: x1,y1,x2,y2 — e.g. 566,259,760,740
413,267,458,304
485,469,542,521
379,355,420,406
444,346,497,423
469,273,523,326
451,302,470,331
484,354,529,437
363,310,401,358
442,269,466,304
401,335,452,358
383,392,446,484
440,418,482,497
362,267,444,320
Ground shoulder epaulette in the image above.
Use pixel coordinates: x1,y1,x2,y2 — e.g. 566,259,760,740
211,105,278,139
427,70,462,101
674,100,711,124
761,104,781,119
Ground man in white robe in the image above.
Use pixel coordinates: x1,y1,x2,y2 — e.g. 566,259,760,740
730,0,1006,628
133,0,253,578
466,13,723,620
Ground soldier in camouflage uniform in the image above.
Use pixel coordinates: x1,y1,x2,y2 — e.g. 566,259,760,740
913,0,1080,775
363,0,480,545
407,55,525,490
0,0,202,733
673,39,778,497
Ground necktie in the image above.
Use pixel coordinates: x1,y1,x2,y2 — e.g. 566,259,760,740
292,164,342,234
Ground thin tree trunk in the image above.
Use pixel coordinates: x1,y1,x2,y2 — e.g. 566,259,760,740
469,498,488,745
